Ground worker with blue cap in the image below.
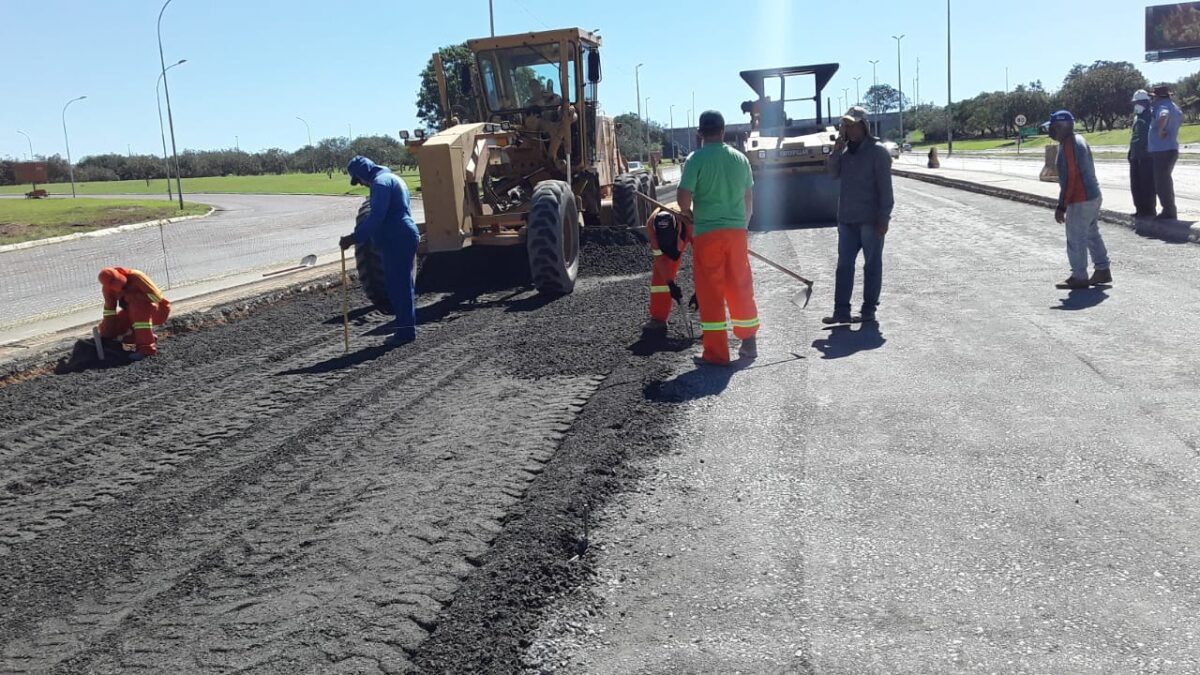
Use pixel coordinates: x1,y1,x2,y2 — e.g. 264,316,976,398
339,155,421,346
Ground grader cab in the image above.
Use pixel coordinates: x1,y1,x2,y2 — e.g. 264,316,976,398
356,27,653,308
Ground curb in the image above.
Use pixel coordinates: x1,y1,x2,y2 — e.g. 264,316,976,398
892,168,1200,244
0,208,216,254
0,266,350,386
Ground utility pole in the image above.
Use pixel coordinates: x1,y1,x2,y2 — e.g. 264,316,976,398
644,96,651,161
488,0,494,37
296,116,313,173
947,0,954,156
635,63,644,121
235,136,239,151
892,34,905,142
869,59,880,89
916,57,920,107
853,76,862,105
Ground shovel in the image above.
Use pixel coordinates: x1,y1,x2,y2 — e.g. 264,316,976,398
262,254,318,277
92,326,105,361
634,192,814,308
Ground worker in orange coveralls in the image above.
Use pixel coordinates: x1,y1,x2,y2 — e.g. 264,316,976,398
97,267,171,360
642,206,691,338
677,110,760,365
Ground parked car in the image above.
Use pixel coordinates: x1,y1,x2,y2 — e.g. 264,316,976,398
902,142,912,152
881,141,901,159
627,161,643,171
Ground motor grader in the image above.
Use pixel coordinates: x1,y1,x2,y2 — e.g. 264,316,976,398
354,28,653,310
738,63,842,228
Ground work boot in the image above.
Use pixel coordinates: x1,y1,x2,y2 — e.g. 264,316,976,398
738,337,758,360
1089,268,1113,286
822,314,852,325
1154,211,1178,221
1055,276,1090,290
851,313,877,324
641,319,668,338
384,333,415,348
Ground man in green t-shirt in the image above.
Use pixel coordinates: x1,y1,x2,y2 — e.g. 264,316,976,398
678,110,760,366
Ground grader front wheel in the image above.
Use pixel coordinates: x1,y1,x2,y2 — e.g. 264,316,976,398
526,180,580,295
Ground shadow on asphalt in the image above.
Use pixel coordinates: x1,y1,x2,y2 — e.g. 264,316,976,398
627,335,695,357
811,323,886,359
276,344,391,375
644,365,737,402
1051,287,1110,311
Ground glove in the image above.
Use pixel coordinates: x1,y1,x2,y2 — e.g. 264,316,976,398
339,234,356,250
128,352,145,362
668,280,683,304
688,293,699,312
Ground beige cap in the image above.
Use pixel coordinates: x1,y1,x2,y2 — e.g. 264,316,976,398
840,105,869,126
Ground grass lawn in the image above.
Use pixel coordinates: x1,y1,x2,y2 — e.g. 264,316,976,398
0,171,421,197
0,199,209,245
913,123,1200,154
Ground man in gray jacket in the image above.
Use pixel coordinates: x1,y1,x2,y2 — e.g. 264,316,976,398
823,106,894,324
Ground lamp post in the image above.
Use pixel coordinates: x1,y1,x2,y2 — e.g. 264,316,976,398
686,108,692,153
61,96,86,198
635,63,644,123
853,77,862,105
157,58,186,200
295,116,313,173
842,88,850,112
669,104,675,158
892,34,905,142
947,0,953,156
16,130,33,159
158,0,185,209
644,96,651,161
488,0,494,37
869,59,880,89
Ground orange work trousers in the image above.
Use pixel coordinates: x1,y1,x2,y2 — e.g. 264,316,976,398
99,298,171,356
691,228,760,365
647,208,688,322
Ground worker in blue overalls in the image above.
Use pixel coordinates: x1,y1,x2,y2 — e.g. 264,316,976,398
340,155,421,346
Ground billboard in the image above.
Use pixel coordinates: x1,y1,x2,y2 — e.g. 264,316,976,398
13,162,48,184
1146,2,1200,61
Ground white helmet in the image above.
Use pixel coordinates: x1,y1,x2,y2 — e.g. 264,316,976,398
1132,89,1152,103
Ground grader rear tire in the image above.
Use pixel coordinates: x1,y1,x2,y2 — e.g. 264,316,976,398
527,180,580,295
613,173,640,228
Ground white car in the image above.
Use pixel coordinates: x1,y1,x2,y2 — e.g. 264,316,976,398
627,161,643,171
881,141,901,159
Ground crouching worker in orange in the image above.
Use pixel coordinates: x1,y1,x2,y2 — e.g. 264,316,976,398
677,110,760,366
97,267,171,361
643,206,690,338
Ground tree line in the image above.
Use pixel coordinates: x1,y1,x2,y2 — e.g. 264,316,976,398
0,135,415,186
901,62,1200,142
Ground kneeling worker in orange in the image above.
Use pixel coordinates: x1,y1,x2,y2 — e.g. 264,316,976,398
677,110,760,365
644,206,690,337
97,267,171,360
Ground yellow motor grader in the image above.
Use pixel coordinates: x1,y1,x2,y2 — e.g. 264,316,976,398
738,63,842,228
355,28,653,309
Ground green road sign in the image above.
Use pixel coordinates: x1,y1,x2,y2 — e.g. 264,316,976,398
1019,127,1038,138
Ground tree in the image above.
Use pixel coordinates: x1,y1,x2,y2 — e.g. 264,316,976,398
863,84,909,116
415,43,482,130
1060,60,1148,131
614,113,663,162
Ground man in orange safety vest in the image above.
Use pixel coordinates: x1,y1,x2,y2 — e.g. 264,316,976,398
97,267,171,360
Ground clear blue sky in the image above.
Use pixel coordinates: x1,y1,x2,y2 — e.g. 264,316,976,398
1,0,1194,160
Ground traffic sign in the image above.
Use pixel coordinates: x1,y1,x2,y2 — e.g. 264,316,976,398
1015,114,1027,127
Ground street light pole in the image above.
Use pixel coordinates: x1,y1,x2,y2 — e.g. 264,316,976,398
644,96,651,161
947,0,953,156
853,77,862,105
488,0,494,37
158,0,186,209
892,34,905,142
635,63,644,121
16,130,33,159
669,104,675,158
61,96,86,198
869,59,880,89
296,116,313,173
686,108,692,153
157,58,186,200
842,87,850,112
